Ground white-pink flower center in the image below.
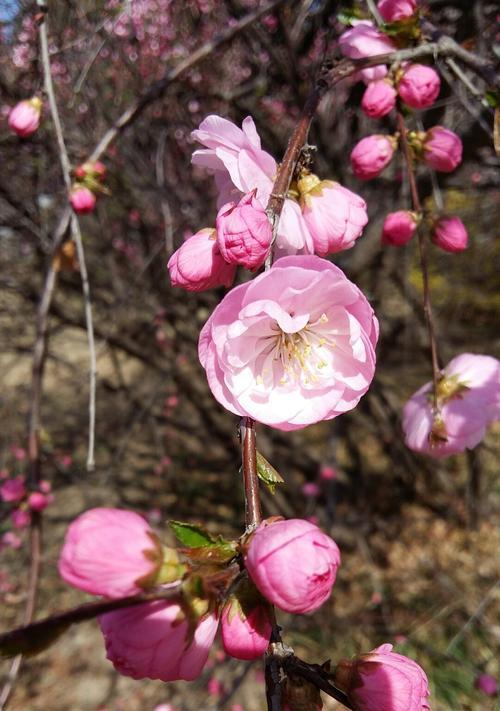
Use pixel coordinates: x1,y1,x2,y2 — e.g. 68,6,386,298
263,313,336,387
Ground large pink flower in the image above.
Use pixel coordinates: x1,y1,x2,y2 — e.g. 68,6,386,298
99,602,218,681
198,256,378,430
403,353,500,458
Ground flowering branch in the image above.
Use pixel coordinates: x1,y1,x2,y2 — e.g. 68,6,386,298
396,108,442,408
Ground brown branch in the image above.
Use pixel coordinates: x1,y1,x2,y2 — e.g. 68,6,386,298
0,586,183,659
283,656,354,709
396,109,441,407
240,417,261,530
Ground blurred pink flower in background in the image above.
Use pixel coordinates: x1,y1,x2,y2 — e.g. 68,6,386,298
100,602,218,681
475,674,497,697
1,532,22,550
207,677,225,697
70,186,96,214
11,508,31,529
8,98,42,137
28,491,53,512
0,477,26,503
245,518,341,614
199,256,378,430
320,465,337,481
377,0,418,22
403,353,500,458
302,481,321,498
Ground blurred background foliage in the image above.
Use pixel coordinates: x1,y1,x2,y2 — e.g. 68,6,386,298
0,0,499,709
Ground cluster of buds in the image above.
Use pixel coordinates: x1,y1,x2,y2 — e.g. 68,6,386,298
0,473,53,536
382,211,468,252
70,161,107,215
8,97,42,138
58,507,430,711
361,63,441,119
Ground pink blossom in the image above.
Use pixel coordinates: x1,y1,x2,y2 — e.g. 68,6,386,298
403,353,500,458
0,477,26,503
382,211,418,246
216,190,272,269
11,508,31,529
28,491,53,512
11,446,26,461
1,531,22,549
8,98,42,137
244,518,341,614
207,677,224,697
191,115,276,206
40,479,52,492
99,602,218,681
167,228,236,292
361,80,397,118
221,594,272,660
198,255,378,430
320,466,337,481
299,176,368,255
70,186,96,214
335,643,430,711
351,135,396,180
432,216,468,253
59,508,164,598
423,126,462,172
377,0,418,22
398,64,440,109
475,674,497,697
302,482,321,498
338,22,396,83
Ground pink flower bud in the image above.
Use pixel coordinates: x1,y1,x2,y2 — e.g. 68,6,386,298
8,98,42,137
299,176,368,255
1,531,22,550
361,80,397,118
244,518,341,614
335,643,430,711
70,186,96,214
216,191,272,269
432,216,468,253
221,588,272,660
423,126,462,172
301,482,321,498
377,0,417,22
475,674,497,697
320,466,337,481
382,211,418,246
59,508,165,598
403,353,500,458
207,677,224,697
28,491,53,512
40,479,52,493
99,602,218,681
75,161,107,181
339,22,396,84
398,64,441,109
167,227,236,292
11,508,31,529
351,135,396,180
0,476,26,503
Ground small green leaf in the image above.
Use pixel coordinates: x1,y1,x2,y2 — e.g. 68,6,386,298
337,8,365,26
169,521,217,547
256,451,285,494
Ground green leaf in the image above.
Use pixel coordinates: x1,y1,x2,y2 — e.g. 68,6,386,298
256,451,285,495
337,8,365,26
169,521,218,547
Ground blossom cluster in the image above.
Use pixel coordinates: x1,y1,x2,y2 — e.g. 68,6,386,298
0,471,54,546
58,508,430,710
167,114,369,291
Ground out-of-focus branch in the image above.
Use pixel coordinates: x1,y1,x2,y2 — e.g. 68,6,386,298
396,109,441,407
39,5,97,470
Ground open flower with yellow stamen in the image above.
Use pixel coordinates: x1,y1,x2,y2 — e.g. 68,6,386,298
198,256,378,430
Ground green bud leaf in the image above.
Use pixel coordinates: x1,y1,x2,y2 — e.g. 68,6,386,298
169,521,237,561
256,451,285,494
169,521,218,547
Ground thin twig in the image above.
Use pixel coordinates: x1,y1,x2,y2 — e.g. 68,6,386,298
396,109,441,407
40,7,97,469
240,417,261,531
155,129,174,255
366,0,383,25
283,656,354,709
